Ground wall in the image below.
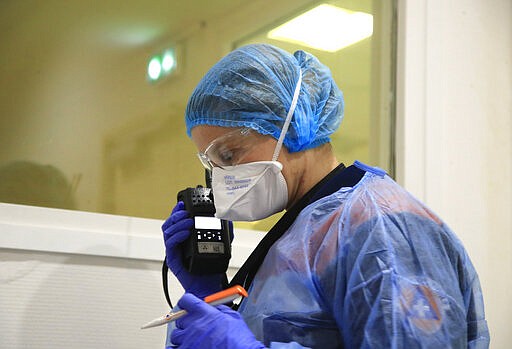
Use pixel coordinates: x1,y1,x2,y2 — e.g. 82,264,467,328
397,0,512,347
0,203,263,348
0,204,171,348
0,249,168,348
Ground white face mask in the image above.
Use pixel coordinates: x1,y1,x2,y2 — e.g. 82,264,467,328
212,70,302,221
212,161,288,221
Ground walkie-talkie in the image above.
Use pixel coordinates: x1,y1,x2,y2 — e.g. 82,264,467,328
177,170,232,274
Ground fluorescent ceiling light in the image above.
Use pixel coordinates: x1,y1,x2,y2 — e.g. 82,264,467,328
267,4,373,52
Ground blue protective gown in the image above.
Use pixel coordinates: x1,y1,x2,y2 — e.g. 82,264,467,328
238,161,489,348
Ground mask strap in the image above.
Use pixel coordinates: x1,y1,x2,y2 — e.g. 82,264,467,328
272,69,302,161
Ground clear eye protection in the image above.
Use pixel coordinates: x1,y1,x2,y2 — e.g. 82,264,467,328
197,127,263,170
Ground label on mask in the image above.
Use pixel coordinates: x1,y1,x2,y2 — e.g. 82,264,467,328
223,176,251,192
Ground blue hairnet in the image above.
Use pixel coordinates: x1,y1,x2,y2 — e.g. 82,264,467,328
185,44,344,152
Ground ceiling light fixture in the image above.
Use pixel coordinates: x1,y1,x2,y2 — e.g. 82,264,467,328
267,4,373,53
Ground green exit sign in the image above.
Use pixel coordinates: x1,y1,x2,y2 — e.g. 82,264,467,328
147,48,177,83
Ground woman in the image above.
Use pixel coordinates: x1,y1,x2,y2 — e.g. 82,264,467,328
162,44,489,348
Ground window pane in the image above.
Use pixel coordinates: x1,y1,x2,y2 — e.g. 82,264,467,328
0,0,396,228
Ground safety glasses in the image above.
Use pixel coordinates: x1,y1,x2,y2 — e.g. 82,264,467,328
197,127,262,170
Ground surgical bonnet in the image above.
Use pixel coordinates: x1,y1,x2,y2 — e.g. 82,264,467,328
185,44,344,152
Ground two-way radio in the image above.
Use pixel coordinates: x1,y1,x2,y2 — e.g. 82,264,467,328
176,170,232,274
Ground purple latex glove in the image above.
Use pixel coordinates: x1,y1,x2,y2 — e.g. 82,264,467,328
171,293,266,349
162,201,225,298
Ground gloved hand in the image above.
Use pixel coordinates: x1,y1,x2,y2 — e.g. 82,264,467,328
162,201,226,298
172,293,266,349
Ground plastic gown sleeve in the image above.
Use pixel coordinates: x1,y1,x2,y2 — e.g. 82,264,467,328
238,167,489,348
320,212,489,348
